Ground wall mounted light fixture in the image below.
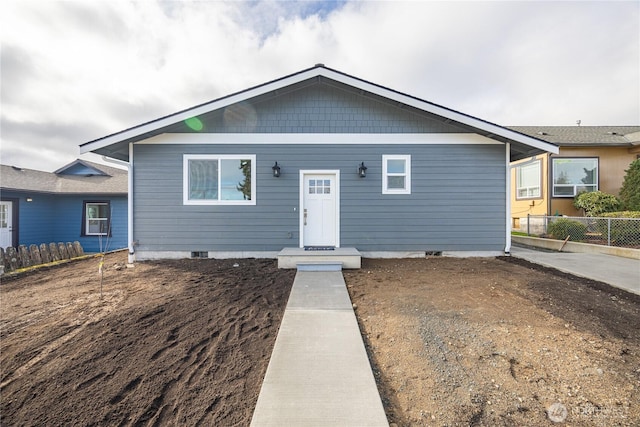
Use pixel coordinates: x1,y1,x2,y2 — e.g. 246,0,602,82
358,162,367,178
26,197,33,202
272,162,281,177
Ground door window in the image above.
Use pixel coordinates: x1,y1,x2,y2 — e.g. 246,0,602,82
0,204,7,228
309,179,331,194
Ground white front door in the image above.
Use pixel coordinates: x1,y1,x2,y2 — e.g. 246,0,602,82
0,201,13,248
301,171,339,247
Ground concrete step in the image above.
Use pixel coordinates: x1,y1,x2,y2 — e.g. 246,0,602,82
278,247,361,269
296,261,343,271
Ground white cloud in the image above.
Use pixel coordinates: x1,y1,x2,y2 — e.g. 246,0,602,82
1,0,638,171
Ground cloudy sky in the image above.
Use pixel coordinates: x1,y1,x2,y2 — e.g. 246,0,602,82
1,0,638,172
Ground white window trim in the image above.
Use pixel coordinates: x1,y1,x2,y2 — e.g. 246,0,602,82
382,155,411,195
551,157,598,198
516,159,541,200
183,154,256,205
85,202,110,236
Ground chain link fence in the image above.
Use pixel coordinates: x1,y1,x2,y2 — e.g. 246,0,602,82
519,215,640,248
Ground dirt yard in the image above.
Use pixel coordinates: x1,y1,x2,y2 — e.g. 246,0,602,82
1,252,639,426
0,252,295,426
345,257,640,426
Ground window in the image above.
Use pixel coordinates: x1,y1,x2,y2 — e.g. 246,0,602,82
382,155,411,194
83,201,110,236
552,158,598,197
183,155,256,205
309,179,331,194
516,160,541,199
0,203,7,228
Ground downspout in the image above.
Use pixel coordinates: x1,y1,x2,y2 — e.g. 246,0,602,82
547,152,552,215
505,143,512,254
127,144,134,263
101,151,134,263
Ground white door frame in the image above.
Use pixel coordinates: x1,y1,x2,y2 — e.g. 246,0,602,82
299,170,340,248
0,200,14,249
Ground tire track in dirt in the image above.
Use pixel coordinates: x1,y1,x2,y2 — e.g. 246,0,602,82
2,255,296,426
0,290,125,392
129,289,277,426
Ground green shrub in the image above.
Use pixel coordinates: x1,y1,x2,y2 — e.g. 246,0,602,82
547,218,587,241
600,211,640,219
573,191,620,216
596,211,640,244
620,159,640,211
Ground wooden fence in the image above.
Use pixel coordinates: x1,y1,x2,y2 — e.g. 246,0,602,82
1,242,85,274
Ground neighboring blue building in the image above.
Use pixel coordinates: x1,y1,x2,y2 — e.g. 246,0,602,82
80,65,558,261
0,160,127,253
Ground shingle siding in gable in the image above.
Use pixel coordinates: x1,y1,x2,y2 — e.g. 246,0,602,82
132,142,505,254
187,83,467,134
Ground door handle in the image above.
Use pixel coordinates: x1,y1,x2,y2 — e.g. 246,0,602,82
304,209,307,226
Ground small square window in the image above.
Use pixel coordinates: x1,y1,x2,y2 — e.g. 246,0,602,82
382,155,411,194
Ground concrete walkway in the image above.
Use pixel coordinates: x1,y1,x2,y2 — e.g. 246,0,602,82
511,245,639,296
251,270,388,426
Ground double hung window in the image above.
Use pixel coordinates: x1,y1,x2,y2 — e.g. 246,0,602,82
516,160,541,199
382,155,411,194
83,201,110,236
184,155,256,205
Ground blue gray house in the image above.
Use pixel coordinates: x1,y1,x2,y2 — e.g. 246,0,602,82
0,160,127,253
80,65,557,262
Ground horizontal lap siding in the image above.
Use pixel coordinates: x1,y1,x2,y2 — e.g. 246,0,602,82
343,143,505,251
2,191,127,252
133,143,505,252
52,195,128,253
82,196,127,252
2,191,56,245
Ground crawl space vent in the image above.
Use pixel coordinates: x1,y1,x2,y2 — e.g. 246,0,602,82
191,251,208,259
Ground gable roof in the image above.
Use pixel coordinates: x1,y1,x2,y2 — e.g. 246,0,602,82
0,160,127,194
54,159,111,176
81,64,558,162
509,126,640,147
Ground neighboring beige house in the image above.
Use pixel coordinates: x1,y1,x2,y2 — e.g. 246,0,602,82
508,126,640,228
